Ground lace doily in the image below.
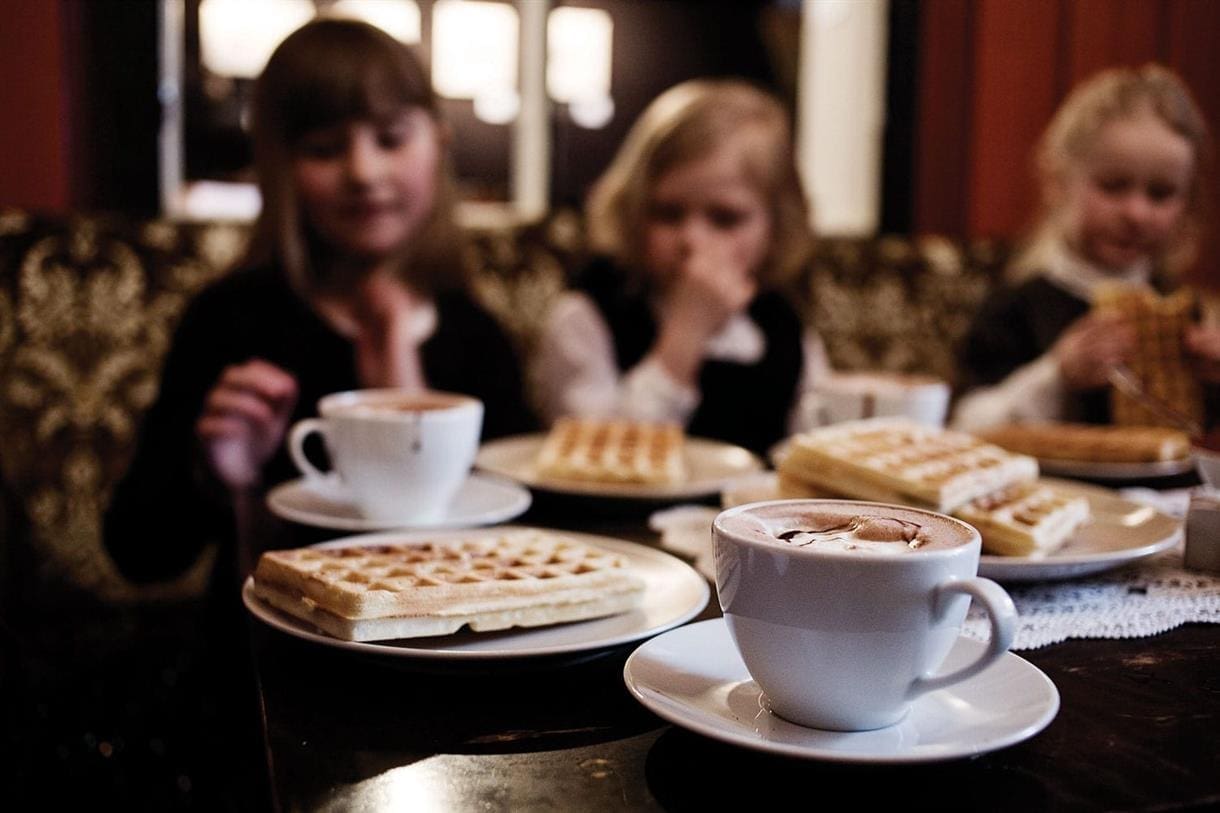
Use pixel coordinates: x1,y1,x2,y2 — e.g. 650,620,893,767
963,546,1220,650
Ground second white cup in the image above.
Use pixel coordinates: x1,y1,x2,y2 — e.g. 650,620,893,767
288,389,483,522
800,371,950,428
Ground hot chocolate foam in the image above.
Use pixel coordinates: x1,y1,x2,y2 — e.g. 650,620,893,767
719,502,973,555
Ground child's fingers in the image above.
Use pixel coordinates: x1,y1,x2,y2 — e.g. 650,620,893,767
203,387,279,427
196,413,253,443
1185,325,1220,361
216,360,299,408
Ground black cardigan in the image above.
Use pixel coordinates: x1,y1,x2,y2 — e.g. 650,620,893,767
575,257,805,455
104,263,535,583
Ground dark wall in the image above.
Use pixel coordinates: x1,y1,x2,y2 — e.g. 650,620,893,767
175,0,791,212
546,0,784,210
72,0,161,214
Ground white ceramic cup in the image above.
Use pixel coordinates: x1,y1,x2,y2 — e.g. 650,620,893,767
288,389,484,522
713,499,1017,731
800,372,950,428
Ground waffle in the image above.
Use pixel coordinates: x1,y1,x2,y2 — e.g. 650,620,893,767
535,417,686,484
252,530,646,642
777,418,1039,513
955,482,1090,557
1093,286,1203,429
979,422,1191,463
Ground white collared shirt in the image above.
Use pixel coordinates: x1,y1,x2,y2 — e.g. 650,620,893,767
951,233,1153,432
532,291,830,432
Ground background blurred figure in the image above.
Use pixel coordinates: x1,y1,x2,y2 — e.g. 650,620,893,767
953,63,1220,431
106,19,533,586
100,21,534,808
532,79,827,455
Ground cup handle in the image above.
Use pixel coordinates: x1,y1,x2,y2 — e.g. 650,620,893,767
798,392,831,428
288,418,332,482
907,576,1017,698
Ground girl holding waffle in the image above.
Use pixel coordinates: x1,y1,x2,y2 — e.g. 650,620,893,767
105,20,534,583
954,64,1220,431
532,79,829,455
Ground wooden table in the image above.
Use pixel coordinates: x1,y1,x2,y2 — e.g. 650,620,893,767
249,499,1220,812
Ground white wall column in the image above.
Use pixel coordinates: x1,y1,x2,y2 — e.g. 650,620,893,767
512,0,550,222
797,0,888,236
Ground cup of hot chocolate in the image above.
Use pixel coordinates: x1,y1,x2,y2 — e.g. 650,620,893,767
288,389,483,522
713,499,1016,731
800,371,950,428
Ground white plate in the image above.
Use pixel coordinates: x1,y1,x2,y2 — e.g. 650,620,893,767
978,478,1182,582
242,528,710,660
475,433,764,500
266,472,531,532
1037,456,1196,481
623,619,1059,763
719,475,1182,583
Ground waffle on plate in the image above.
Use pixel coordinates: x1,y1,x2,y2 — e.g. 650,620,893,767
979,422,1191,463
777,418,1039,514
955,482,1091,557
1093,286,1203,429
252,530,646,642
535,417,687,485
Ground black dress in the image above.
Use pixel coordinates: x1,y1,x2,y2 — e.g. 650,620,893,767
103,263,536,585
957,275,1111,423
574,257,805,456
958,273,1220,426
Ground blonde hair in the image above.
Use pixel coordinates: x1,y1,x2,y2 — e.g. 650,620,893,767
246,19,465,295
586,79,814,287
1035,63,1211,274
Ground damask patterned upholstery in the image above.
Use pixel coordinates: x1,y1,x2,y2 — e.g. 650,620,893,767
0,207,1009,601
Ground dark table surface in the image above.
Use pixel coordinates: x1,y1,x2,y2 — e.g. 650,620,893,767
250,499,1220,813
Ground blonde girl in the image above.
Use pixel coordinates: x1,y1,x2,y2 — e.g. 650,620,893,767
533,79,827,454
954,63,1219,430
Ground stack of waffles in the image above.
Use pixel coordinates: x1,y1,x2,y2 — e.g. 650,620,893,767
777,418,1090,557
252,530,646,642
535,417,687,485
978,422,1191,463
1093,286,1203,429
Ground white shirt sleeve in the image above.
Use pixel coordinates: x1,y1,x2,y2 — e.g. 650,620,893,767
531,292,700,426
788,330,832,434
950,353,1067,432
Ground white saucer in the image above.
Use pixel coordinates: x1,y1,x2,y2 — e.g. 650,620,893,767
265,473,531,531
243,529,710,660
476,433,763,500
623,619,1059,763
1037,456,1196,481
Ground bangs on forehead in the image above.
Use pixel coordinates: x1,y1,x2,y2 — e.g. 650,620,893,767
281,55,427,139
649,117,781,194
646,93,784,182
263,21,434,141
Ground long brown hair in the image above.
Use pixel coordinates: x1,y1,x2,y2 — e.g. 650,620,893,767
246,18,466,295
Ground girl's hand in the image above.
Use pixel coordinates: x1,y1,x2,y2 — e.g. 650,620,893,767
1185,324,1220,383
196,360,299,491
1053,312,1136,390
653,241,757,386
666,243,757,341
350,273,428,390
